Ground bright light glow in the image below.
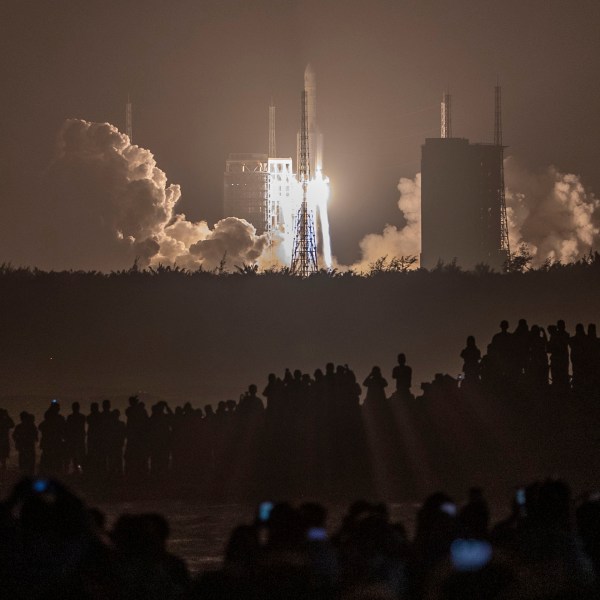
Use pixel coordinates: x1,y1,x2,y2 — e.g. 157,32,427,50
267,163,332,270
310,169,332,269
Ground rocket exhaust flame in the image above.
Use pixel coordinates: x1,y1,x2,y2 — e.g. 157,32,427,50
311,171,332,269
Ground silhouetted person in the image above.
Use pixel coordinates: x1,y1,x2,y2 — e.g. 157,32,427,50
39,401,65,474
215,400,229,424
513,318,530,379
577,496,600,575
345,366,362,407
263,373,284,417
125,395,149,478
460,337,481,386
98,399,113,473
527,325,549,389
283,368,293,386
363,366,388,408
548,320,570,390
238,384,264,416
570,323,588,392
148,401,172,476
65,401,86,474
392,353,413,399
13,411,37,474
489,320,514,388
86,402,102,474
0,408,15,471
111,513,190,597
459,487,490,539
587,323,600,395
108,409,126,475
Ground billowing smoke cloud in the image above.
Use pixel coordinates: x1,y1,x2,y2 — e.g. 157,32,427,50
350,158,600,271
505,157,600,265
350,174,421,272
44,119,273,272
188,217,269,269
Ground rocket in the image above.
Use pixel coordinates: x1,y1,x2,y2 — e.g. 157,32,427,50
297,64,323,177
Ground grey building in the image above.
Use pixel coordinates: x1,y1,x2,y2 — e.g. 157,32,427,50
420,137,505,270
223,153,270,234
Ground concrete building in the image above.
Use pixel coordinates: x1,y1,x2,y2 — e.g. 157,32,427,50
223,153,270,234
420,137,504,270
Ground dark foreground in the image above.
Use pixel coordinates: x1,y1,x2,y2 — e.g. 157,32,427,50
1,476,599,599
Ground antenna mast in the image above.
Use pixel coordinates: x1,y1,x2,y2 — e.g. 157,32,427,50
441,91,452,138
126,94,133,143
291,91,318,277
268,99,276,157
495,84,510,259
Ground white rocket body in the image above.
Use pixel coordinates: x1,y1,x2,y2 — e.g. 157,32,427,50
297,64,323,176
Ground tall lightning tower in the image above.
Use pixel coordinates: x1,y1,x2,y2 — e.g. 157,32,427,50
291,91,318,277
125,94,133,143
495,84,510,258
268,99,276,157
441,91,452,138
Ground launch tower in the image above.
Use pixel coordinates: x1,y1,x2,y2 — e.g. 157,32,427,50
291,91,318,276
495,85,510,259
125,94,133,142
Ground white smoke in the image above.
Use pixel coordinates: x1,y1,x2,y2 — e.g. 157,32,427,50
45,119,273,272
505,158,600,265
350,174,421,272
311,171,332,268
350,157,600,271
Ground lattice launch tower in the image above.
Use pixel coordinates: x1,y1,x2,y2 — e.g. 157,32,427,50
291,91,318,276
495,85,510,259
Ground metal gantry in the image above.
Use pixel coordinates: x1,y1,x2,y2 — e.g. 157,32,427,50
495,85,510,258
126,94,133,143
291,91,318,277
441,91,452,139
268,99,276,158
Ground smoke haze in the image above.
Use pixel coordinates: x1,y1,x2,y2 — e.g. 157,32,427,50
505,157,600,265
350,174,421,271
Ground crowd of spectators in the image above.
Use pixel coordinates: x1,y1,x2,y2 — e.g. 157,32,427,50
1,476,599,598
0,318,599,596
0,320,597,493
459,319,600,395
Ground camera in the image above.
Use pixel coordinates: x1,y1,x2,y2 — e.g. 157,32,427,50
450,538,493,571
258,501,274,523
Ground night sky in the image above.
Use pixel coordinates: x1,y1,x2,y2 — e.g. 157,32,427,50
1,0,599,267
